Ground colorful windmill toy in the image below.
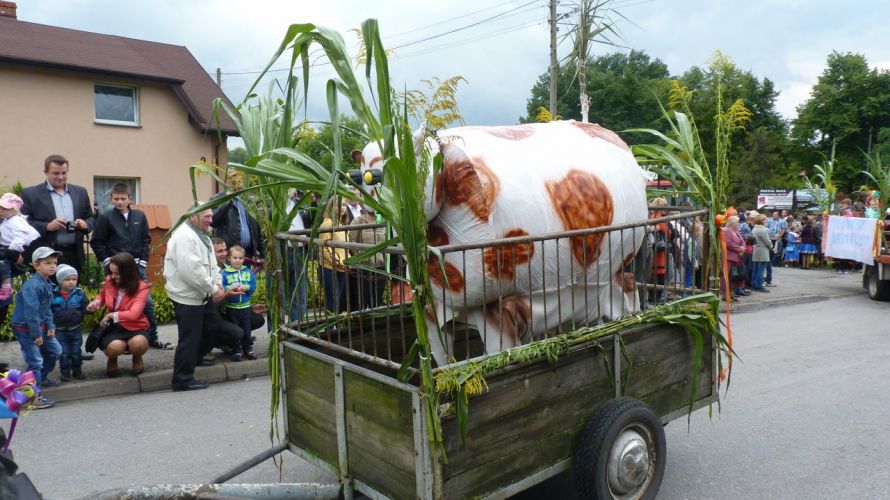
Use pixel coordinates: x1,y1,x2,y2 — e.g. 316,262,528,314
0,370,40,454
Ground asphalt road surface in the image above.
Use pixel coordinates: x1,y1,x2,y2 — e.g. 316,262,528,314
521,294,890,499
10,293,890,499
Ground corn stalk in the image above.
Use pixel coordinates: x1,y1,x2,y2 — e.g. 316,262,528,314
805,140,838,214
560,0,625,123
862,148,890,215
179,20,447,452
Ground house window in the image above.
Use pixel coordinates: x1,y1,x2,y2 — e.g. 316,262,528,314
94,84,139,125
94,177,140,213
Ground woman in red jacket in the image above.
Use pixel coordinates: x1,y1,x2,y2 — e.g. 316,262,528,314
86,253,150,377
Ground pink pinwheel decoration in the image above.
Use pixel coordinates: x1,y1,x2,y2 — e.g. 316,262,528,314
0,370,40,454
0,370,38,414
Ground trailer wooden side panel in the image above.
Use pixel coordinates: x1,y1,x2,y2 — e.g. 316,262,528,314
440,323,714,499
285,348,338,469
343,370,417,500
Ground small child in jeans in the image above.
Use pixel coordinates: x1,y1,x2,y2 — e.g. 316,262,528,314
51,264,88,381
221,245,257,361
10,246,63,409
0,192,40,301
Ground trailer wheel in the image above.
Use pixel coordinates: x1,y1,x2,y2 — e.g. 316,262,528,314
866,265,890,301
574,397,665,500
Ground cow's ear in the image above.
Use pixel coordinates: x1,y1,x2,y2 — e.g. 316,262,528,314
350,149,363,163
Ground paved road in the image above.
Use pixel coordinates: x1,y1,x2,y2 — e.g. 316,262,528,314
10,377,333,499
11,279,890,499
520,293,890,499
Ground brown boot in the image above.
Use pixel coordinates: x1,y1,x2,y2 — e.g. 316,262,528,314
106,357,119,378
132,355,144,376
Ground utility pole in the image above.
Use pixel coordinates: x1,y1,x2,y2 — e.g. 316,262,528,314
549,0,558,118
216,67,222,88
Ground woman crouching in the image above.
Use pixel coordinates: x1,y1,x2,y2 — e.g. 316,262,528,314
86,253,150,377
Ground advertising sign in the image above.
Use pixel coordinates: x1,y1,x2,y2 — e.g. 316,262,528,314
756,189,793,210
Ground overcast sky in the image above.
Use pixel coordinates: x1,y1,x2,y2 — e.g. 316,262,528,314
17,0,890,127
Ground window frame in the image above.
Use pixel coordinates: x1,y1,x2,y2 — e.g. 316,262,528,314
93,83,140,127
93,177,141,214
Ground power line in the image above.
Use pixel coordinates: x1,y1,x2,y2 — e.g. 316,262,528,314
397,18,545,59
387,0,540,50
219,0,543,76
218,17,544,100
383,0,522,39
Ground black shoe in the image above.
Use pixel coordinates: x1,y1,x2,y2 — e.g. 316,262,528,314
245,350,257,360
231,352,243,362
42,379,60,388
60,371,72,382
172,383,209,392
197,357,216,367
753,288,771,293
82,352,94,361
149,339,175,350
73,367,85,380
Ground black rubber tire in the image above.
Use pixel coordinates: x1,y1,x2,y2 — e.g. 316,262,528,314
866,265,890,301
574,397,666,500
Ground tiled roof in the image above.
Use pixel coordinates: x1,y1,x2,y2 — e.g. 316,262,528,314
0,16,238,134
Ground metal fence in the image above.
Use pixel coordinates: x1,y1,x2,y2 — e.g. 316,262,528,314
276,207,709,372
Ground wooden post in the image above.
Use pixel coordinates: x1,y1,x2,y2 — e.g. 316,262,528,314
549,0,558,117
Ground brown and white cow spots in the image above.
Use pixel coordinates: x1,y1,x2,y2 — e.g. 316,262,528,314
429,254,465,293
427,220,449,247
483,228,535,280
485,295,532,345
569,121,630,151
459,125,536,141
545,169,614,267
440,144,498,221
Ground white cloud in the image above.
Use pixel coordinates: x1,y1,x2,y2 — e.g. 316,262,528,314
15,0,890,128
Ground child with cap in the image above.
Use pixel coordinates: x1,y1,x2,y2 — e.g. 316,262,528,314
10,246,63,409
51,264,89,381
0,192,40,302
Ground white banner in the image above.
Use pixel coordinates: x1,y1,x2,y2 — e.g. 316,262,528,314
824,216,878,265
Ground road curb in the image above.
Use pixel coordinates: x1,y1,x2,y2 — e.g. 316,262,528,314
724,290,863,314
42,358,270,403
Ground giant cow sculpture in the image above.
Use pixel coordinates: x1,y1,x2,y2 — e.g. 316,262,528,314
353,120,649,366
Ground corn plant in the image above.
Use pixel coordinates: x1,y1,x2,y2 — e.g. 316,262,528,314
863,148,890,215
181,20,446,451
804,141,838,214
560,0,625,123
628,54,750,388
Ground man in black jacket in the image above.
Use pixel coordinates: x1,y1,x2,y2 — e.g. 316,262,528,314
21,155,94,274
90,183,169,350
210,191,263,259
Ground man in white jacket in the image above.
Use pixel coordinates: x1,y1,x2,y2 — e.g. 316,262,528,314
164,207,223,391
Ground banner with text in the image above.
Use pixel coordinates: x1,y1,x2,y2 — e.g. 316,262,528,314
823,215,879,265
756,189,793,210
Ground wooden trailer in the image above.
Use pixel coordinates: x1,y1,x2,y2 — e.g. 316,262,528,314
276,208,721,499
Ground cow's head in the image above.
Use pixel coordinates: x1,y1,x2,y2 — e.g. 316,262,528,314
351,139,443,221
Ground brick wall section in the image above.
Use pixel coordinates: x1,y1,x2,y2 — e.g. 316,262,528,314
132,204,172,285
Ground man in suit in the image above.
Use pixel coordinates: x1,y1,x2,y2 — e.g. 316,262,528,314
21,155,94,274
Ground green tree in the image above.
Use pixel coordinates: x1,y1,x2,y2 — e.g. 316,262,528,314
791,52,890,192
295,115,368,169
522,50,671,143
228,146,248,165
675,54,790,204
